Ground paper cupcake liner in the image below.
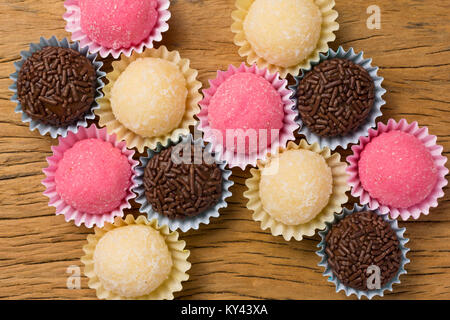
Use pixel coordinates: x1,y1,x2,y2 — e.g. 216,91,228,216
347,118,449,220
81,214,191,300
317,203,410,299
96,45,202,153
290,46,386,150
9,36,105,139
244,139,349,241
63,0,171,59
231,0,339,78
42,124,138,228
198,62,298,169
134,133,234,232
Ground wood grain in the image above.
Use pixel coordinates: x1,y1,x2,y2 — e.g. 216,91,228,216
0,0,449,300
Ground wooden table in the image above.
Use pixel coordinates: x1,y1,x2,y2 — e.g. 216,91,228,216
0,0,449,300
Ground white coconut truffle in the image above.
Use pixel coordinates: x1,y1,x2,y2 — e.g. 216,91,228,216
244,0,322,68
93,225,173,298
259,149,332,225
110,57,187,138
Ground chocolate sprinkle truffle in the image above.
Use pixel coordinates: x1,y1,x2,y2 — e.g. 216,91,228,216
17,46,96,126
296,58,375,137
143,144,223,219
325,211,402,291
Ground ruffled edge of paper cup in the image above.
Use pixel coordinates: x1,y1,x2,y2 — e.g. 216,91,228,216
346,118,449,220
63,0,171,59
41,124,138,228
243,139,349,241
197,62,298,170
81,214,191,300
9,36,105,139
134,134,234,232
96,45,202,153
316,203,410,299
231,0,339,78
289,46,386,150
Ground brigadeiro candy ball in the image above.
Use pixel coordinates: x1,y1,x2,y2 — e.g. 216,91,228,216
358,130,438,209
55,138,132,214
325,211,402,291
79,0,158,50
17,46,96,127
296,58,375,137
208,72,284,154
143,144,223,219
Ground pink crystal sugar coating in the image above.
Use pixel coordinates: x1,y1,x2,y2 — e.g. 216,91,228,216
207,72,284,154
358,130,438,208
79,0,158,50
55,138,132,214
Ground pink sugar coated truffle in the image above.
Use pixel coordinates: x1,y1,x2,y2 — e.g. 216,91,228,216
79,0,158,50
55,139,132,215
358,130,438,209
208,72,284,154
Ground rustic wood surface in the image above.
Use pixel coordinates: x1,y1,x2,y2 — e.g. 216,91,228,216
0,0,449,300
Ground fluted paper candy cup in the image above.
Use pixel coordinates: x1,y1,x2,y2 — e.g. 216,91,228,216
82,214,191,300
231,0,339,78
317,204,410,299
134,134,234,232
42,124,138,228
347,118,448,220
198,62,298,169
96,45,202,153
9,36,105,138
244,139,349,241
290,46,386,150
63,0,171,59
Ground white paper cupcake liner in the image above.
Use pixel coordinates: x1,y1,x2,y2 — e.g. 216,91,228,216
134,134,234,232
290,46,386,150
9,36,105,139
317,204,410,299
63,0,171,59
198,62,298,169
42,124,139,228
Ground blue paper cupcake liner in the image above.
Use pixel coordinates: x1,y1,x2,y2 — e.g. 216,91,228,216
134,134,234,232
316,204,410,299
289,46,386,150
9,36,105,138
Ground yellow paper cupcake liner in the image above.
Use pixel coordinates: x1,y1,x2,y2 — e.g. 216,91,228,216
96,45,202,152
231,0,339,78
244,139,349,241
81,214,191,300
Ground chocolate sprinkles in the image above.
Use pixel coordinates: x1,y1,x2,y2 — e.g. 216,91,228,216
17,46,96,126
325,211,402,291
296,58,375,137
143,144,223,219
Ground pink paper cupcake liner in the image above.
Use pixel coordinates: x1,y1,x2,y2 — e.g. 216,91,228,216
197,62,298,169
42,124,139,228
347,118,448,220
63,0,171,59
